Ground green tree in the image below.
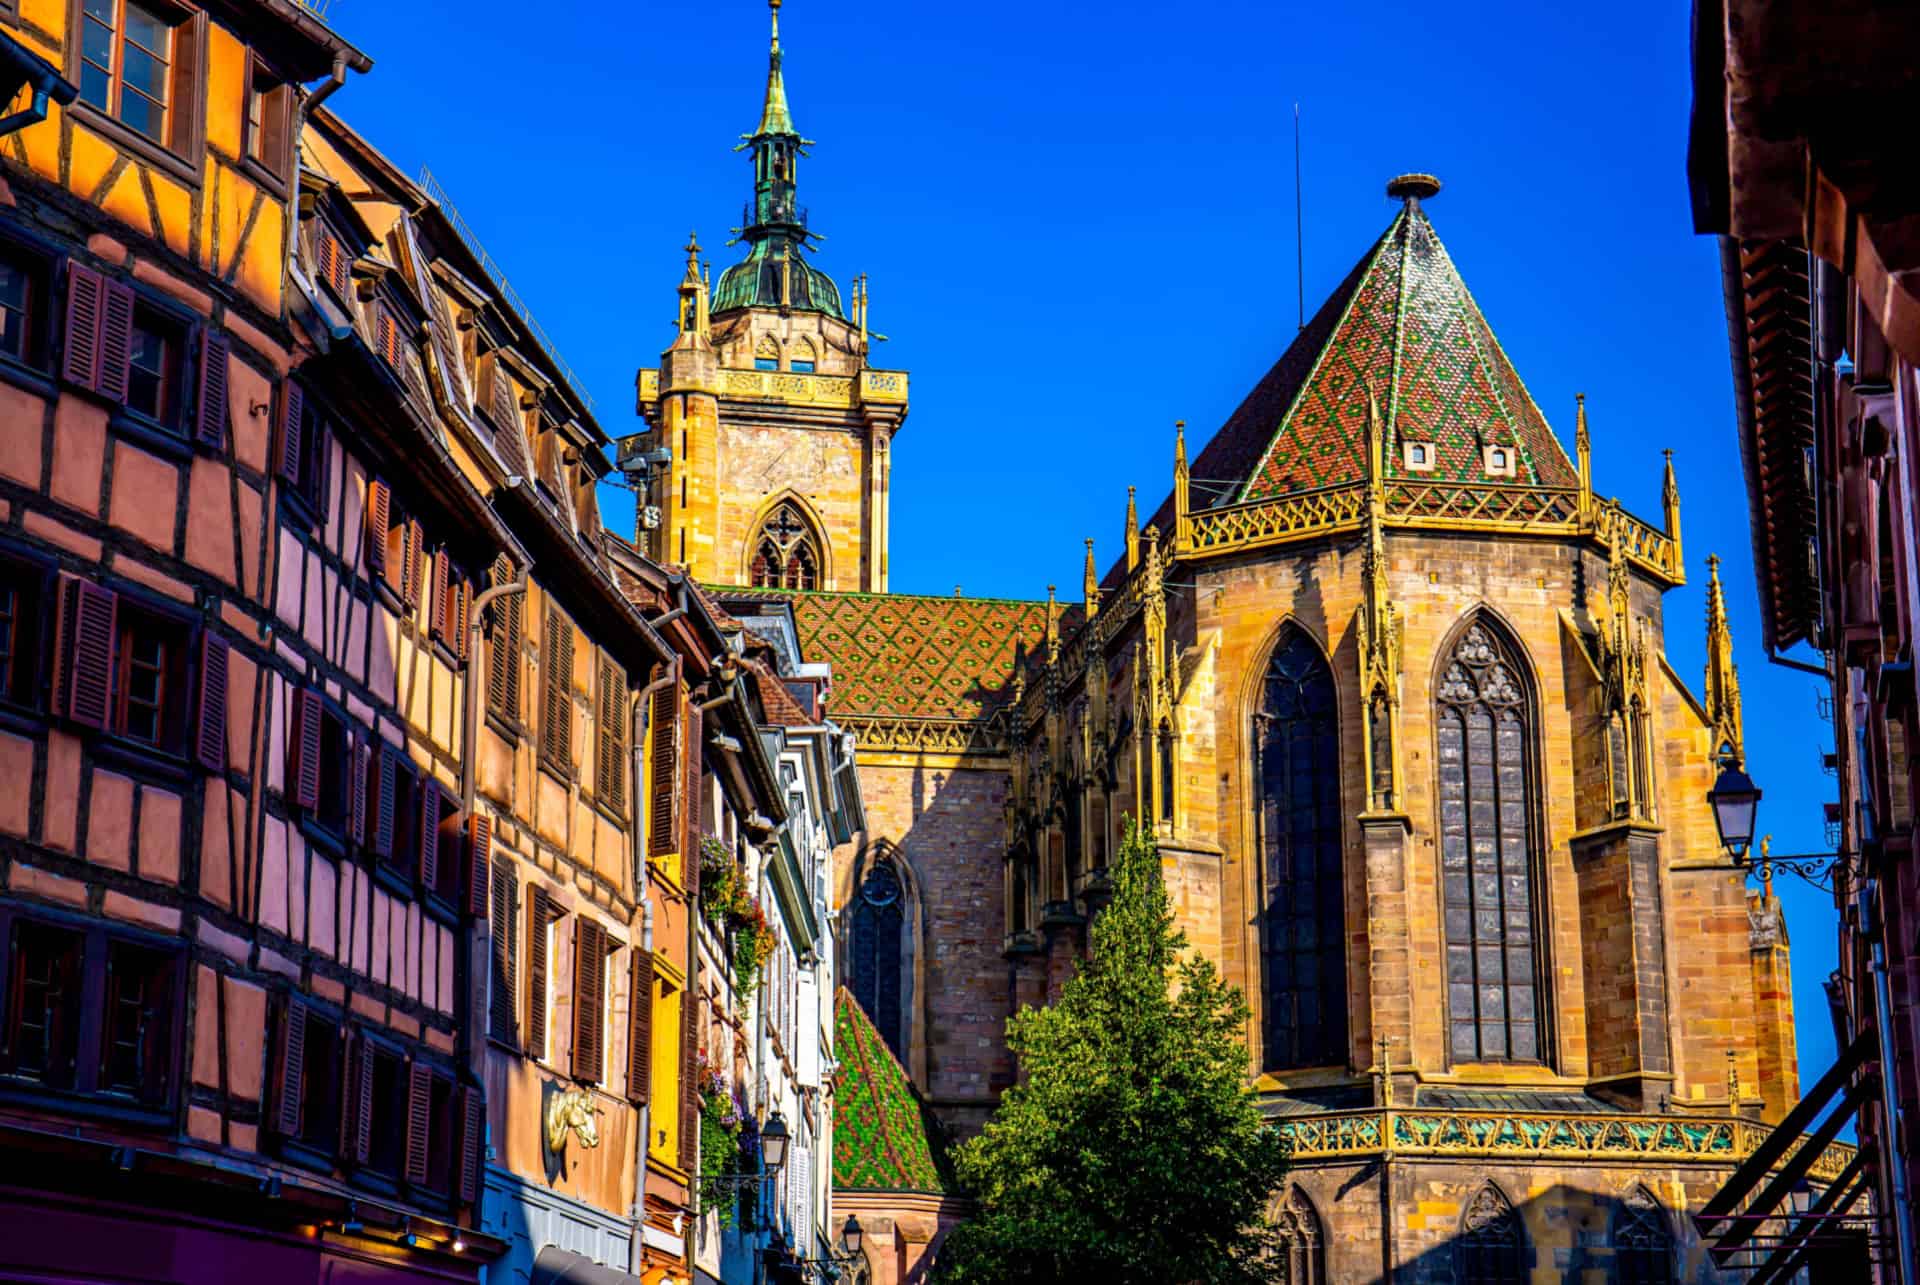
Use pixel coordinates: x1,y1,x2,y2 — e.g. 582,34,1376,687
933,820,1290,1284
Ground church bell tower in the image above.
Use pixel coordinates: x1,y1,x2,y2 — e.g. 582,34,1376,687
635,0,909,592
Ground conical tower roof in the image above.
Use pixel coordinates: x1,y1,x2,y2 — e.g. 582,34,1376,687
1185,177,1579,509
755,0,795,138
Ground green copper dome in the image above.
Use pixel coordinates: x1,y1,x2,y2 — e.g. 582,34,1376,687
713,241,845,318
711,0,845,321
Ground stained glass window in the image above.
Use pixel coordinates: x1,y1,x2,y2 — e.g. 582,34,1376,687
749,501,821,591
849,861,904,1060
1456,1183,1526,1283
1256,629,1347,1071
1436,621,1542,1064
1612,1187,1675,1284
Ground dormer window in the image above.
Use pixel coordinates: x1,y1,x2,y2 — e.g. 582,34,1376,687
1483,444,1516,477
1404,441,1435,472
243,57,292,183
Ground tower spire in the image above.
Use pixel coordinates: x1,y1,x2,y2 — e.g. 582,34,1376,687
1704,554,1745,768
757,0,795,138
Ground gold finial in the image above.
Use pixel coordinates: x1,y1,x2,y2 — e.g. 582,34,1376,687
1704,554,1745,769
1663,448,1683,564
1174,419,1188,470
1125,486,1140,573
1379,1034,1394,1108
1727,1048,1739,1105
1084,539,1100,618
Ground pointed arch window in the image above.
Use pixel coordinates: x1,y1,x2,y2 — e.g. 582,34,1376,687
1456,1183,1527,1284
1611,1188,1675,1284
1271,1186,1325,1285
1436,620,1542,1064
1255,628,1347,1071
754,334,780,372
749,501,821,591
791,337,818,374
849,859,905,1061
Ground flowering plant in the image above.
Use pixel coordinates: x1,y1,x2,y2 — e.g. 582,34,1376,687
698,835,754,933
696,1052,749,1228
730,897,778,998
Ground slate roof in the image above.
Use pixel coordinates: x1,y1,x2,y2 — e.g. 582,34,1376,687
832,988,950,1193
1152,197,1578,535
767,590,1057,723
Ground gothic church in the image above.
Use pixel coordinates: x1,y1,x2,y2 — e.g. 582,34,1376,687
634,6,1824,1280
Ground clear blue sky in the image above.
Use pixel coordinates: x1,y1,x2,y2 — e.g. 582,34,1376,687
322,0,1846,1085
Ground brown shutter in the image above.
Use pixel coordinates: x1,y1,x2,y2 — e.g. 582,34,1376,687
270,997,308,1137
489,861,517,1045
626,949,654,1106
525,886,552,1061
418,777,440,893
316,232,338,294
488,557,521,717
195,331,230,446
350,739,371,846
195,633,228,773
289,689,322,811
457,1087,484,1203
466,813,492,919
647,683,679,859
677,984,699,1172
373,749,398,858
599,661,628,812
404,1062,433,1185
341,1034,374,1165
96,281,134,404
430,550,451,639
542,610,573,770
401,521,423,607
571,918,604,1084
365,481,390,576
682,704,703,900
453,580,473,662
277,381,305,485
62,262,105,390
53,575,116,731
375,308,394,366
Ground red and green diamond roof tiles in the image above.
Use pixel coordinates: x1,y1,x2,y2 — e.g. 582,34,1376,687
832,988,951,1193
1152,186,1579,528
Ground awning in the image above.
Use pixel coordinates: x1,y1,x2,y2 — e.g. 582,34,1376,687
1695,1026,1879,1270
530,1247,643,1285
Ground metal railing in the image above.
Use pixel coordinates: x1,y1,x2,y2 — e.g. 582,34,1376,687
290,0,333,18
417,166,598,415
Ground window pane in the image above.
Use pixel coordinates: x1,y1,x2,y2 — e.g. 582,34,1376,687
81,15,115,74
127,321,170,421
79,62,112,111
122,42,169,105
118,88,165,144
122,3,171,57
0,259,27,360
7,920,84,1088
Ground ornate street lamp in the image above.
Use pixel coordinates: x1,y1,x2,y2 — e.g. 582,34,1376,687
1708,765,1762,863
760,1111,790,1173
840,1215,863,1258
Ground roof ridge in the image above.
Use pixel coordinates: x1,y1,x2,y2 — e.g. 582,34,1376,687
1384,205,1416,476
712,584,1053,610
1238,211,1405,504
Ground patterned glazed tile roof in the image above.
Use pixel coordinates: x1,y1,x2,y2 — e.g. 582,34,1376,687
833,988,949,1193
1158,198,1577,527
769,590,1056,723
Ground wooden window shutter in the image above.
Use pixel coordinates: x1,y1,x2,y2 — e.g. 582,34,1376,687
61,262,105,390
365,481,391,576
375,307,395,367
488,557,521,717
647,683,679,859
96,280,134,404
457,1087,484,1203
571,918,605,1084
269,997,308,1136
316,231,341,295
400,521,423,607
53,574,116,731
681,705,703,900
418,778,441,893
342,1034,374,1165
677,985,699,1172
626,949,654,1106
373,749,398,858
350,739,371,846
430,550,451,639
195,633,228,774
489,860,517,1045
195,331,230,446
404,1061,433,1184
599,661,628,813
452,580,473,663
466,812,492,918
277,381,305,486
525,886,553,1061
289,689,323,811
542,609,574,770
